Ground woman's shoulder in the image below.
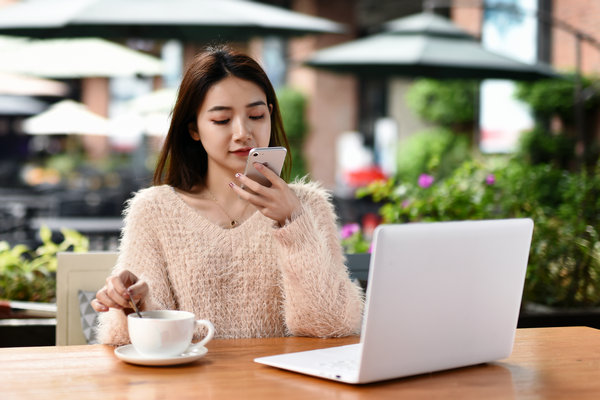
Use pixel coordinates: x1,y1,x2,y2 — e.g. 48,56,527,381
289,178,333,206
287,178,339,227
123,185,174,215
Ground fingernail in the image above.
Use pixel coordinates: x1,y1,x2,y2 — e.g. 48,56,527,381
254,162,263,169
235,173,241,177
229,182,235,187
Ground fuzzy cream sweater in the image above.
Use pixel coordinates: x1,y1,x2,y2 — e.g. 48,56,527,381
97,182,364,345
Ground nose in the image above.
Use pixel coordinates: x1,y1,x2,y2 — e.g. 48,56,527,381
232,117,251,141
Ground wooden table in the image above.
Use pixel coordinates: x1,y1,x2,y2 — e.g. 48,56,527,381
1,327,599,399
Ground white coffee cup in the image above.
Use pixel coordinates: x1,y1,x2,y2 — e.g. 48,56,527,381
127,310,215,358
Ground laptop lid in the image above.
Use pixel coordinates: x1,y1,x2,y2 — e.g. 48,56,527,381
356,218,534,383
254,219,534,384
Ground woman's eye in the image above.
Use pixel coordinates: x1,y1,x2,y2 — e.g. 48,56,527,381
249,115,264,120
213,119,230,125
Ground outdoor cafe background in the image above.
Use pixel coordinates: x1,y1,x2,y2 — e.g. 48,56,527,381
0,0,598,256
1,0,600,346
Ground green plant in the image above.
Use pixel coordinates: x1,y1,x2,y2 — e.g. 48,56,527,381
340,223,371,254
515,75,600,166
356,157,600,308
522,167,600,307
405,78,478,131
395,127,471,183
277,86,309,180
354,74,600,308
361,158,501,223
515,75,600,123
517,127,576,169
0,227,89,302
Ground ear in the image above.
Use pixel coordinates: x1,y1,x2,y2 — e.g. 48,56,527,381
268,103,273,115
188,122,201,141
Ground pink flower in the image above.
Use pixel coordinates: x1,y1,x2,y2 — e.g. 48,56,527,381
341,223,360,239
418,174,434,188
485,174,496,185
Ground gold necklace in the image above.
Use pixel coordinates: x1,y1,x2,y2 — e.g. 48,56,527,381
205,189,249,228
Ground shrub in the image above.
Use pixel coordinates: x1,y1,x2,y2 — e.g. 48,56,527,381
340,223,371,254
0,227,89,302
405,79,478,128
351,75,600,307
277,86,308,180
395,127,471,183
517,127,576,169
515,75,600,123
356,158,600,308
515,75,600,166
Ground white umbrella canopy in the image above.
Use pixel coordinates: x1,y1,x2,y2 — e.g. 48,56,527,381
22,99,110,135
126,87,177,114
114,87,176,137
142,111,171,137
0,0,344,40
0,36,165,78
109,110,171,139
0,71,69,96
0,34,28,49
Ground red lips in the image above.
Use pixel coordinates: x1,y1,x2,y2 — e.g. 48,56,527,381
231,148,251,157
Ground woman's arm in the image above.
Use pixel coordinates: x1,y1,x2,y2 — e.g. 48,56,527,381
273,182,364,337
96,188,175,345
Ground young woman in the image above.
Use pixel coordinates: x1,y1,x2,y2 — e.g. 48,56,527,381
92,46,364,344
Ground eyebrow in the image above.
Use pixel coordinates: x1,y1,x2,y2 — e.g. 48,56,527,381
207,101,267,112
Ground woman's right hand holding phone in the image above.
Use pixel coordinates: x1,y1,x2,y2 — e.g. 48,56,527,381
231,162,300,227
91,269,148,313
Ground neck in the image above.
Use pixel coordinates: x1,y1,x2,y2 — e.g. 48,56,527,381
203,174,236,206
203,172,251,228
203,159,245,199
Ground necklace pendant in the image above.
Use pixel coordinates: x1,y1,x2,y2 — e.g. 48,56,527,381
205,188,246,229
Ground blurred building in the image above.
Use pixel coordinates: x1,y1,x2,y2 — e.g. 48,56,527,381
286,0,600,187
1,0,599,248
1,0,599,190
453,0,600,153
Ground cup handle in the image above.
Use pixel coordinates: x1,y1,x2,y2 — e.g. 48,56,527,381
192,319,215,348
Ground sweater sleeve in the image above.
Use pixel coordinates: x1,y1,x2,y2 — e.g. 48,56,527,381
96,188,176,346
272,182,364,337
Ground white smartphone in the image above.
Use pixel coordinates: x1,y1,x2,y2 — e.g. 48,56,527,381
243,146,287,188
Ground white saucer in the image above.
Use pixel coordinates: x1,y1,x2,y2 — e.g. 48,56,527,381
114,344,208,366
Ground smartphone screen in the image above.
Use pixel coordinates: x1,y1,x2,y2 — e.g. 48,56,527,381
243,147,287,188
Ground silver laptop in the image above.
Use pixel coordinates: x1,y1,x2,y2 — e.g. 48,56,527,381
254,218,534,384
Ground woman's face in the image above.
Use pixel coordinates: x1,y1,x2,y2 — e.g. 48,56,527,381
189,75,272,176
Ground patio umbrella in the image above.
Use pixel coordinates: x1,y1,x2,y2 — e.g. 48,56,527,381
108,87,177,138
109,110,171,138
305,12,559,81
126,87,177,114
126,87,177,136
0,0,344,40
0,36,164,78
0,72,69,96
22,99,110,135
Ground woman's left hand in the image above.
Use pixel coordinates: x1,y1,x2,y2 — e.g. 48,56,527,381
230,162,300,226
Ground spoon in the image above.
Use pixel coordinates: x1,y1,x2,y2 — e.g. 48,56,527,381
127,289,143,318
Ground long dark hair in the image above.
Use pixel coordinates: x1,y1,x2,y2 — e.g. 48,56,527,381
153,46,291,190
